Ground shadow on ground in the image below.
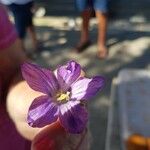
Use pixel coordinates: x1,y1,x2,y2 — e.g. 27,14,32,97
24,0,150,149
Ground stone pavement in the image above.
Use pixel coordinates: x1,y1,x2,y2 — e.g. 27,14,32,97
25,1,150,149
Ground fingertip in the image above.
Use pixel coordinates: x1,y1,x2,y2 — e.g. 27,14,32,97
32,121,66,150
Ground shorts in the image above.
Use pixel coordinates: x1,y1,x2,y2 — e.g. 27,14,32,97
75,0,108,13
8,1,34,39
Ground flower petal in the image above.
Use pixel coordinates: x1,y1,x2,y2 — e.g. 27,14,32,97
59,101,88,134
28,95,58,127
71,76,105,101
22,62,59,96
57,60,81,91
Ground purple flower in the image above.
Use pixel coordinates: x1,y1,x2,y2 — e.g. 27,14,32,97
21,60,105,134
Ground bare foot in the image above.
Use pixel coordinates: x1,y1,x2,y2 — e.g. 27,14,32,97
98,45,108,59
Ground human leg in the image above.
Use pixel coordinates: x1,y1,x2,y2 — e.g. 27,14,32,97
27,25,38,50
8,4,26,50
75,0,93,52
96,11,108,58
75,9,92,52
8,2,38,51
26,2,38,50
94,0,108,58
80,10,91,44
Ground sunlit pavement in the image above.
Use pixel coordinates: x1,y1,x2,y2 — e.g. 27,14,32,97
24,1,150,149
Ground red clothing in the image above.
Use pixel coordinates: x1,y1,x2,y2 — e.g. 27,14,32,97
0,4,30,149
0,4,17,50
0,104,31,150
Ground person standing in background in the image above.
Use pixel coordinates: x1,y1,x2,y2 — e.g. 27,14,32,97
0,0,38,51
75,0,108,59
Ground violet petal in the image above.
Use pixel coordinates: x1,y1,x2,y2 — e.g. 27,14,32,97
57,60,81,91
21,62,59,96
27,95,58,127
71,76,105,101
59,101,88,134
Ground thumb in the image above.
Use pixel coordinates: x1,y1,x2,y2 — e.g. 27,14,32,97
31,121,66,150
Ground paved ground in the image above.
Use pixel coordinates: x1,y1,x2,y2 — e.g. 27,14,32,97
25,1,150,149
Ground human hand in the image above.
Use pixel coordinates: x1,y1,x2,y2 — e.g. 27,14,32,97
31,121,89,150
7,80,43,140
6,70,89,149
7,79,88,150
7,60,104,149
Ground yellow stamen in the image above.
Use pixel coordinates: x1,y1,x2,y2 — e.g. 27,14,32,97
57,92,70,102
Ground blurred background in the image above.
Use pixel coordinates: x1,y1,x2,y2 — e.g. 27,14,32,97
8,0,150,149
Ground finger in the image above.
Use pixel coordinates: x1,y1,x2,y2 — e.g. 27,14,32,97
31,121,66,150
